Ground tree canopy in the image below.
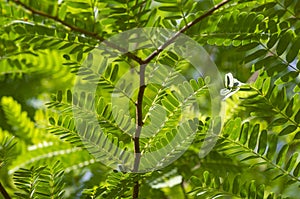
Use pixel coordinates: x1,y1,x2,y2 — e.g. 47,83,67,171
0,0,299,198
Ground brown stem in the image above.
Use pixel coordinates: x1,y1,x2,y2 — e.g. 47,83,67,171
0,182,11,199
11,0,144,64
133,65,146,171
132,180,139,199
132,1,232,199
142,0,232,64
132,64,146,199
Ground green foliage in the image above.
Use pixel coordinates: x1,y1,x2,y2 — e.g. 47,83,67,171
1,96,39,144
0,0,299,198
13,161,65,198
90,172,138,198
0,134,16,169
218,118,300,186
189,171,285,199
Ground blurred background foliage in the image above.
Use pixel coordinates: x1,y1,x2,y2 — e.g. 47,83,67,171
0,0,299,198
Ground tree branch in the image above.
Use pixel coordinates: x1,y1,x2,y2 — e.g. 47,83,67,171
11,0,144,64
11,1,232,199
0,182,11,199
133,64,146,173
132,180,140,199
142,0,232,64
132,65,145,198
132,1,231,198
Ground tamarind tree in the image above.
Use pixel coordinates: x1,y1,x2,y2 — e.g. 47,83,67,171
0,0,299,198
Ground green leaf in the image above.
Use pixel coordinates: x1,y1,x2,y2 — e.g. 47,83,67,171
49,117,55,125
248,124,259,149
158,6,180,12
154,0,175,2
280,71,299,82
77,51,83,62
222,177,230,192
203,171,211,185
57,90,63,102
110,64,119,82
240,122,249,145
268,20,278,33
262,77,271,96
67,1,91,9
276,145,288,165
240,183,248,198
190,176,201,186
222,120,235,138
70,45,83,54
286,37,300,62
249,180,256,199
284,0,293,7
244,49,267,63
230,118,242,140
266,135,278,160
285,97,294,117
295,1,300,14
293,162,300,176
271,118,288,126
276,30,293,56
59,43,73,50
14,25,26,34
285,152,298,172
232,175,240,194
256,184,265,199
258,130,267,154
63,54,70,60
276,87,287,110
279,125,297,136
295,109,300,123
267,34,279,49
294,131,300,140
67,90,72,103
238,42,260,51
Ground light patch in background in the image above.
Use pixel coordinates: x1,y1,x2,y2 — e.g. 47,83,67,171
27,98,44,109
150,175,182,189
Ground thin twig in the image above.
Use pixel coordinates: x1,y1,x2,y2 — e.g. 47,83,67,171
132,180,139,199
132,65,146,199
11,0,144,64
133,64,146,172
0,182,11,199
142,0,232,64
